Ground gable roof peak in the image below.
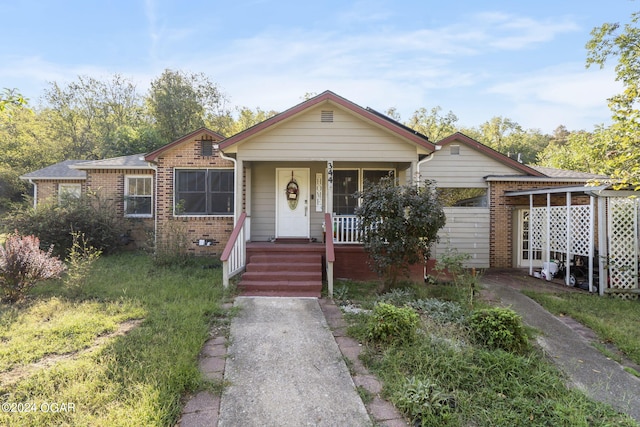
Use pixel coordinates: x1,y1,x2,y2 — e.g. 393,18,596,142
219,90,435,151
436,132,545,177
145,127,225,162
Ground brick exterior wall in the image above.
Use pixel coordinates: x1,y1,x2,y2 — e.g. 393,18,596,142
85,169,154,249
155,132,236,256
35,180,86,205
490,180,589,268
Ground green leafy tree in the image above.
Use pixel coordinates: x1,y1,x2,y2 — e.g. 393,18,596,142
356,177,446,290
536,127,610,173
462,117,550,164
147,69,229,143
43,74,148,159
0,88,26,111
587,11,640,187
405,106,459,142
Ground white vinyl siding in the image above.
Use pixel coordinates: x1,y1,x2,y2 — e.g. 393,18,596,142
435,207,490,269
235,106,419,162
425,144,525,188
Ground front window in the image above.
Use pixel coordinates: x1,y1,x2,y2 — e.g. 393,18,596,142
333,169,394,215
58,183,81,204
125,176,152,217
175,169,234,215
437,188,487,207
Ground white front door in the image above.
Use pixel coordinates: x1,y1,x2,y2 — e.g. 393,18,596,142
276,168,309,238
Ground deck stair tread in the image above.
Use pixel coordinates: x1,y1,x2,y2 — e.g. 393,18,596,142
238,247,323,297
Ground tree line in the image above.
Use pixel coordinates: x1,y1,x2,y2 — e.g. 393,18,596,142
2,10,640,209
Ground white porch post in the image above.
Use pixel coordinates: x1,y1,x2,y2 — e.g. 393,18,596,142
597,196,607,296
326,160,334,215
588,195,595,292
546,193,551,269
529,194,534,276
565,192,571,286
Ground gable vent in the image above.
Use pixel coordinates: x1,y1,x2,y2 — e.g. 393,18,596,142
450,145,460,155
201,140,214,157
321,110,334,123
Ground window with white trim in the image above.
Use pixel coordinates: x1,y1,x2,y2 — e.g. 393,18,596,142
175,169,234,215
125,176,153,217
58,183,81,204
333,169,395,215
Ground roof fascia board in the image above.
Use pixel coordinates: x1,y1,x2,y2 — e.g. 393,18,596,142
505,184,609,197
19,176,86,181
485,176,592,183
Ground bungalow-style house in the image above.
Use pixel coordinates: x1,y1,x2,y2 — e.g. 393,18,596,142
22,90,619,297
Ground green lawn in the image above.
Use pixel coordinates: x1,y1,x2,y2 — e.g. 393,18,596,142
335,280,638,427
523,290,640,366
0,252,232,426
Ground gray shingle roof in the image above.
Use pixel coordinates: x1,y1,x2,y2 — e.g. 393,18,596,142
20,160,87,180
71,154,150,170
528,165,607,180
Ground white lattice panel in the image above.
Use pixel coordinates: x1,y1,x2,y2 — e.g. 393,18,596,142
549,206,567,253
530,207,546,251
608,197,639,290
571,205,592,257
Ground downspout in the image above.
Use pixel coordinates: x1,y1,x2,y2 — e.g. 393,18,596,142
415,145,441,186
147,162,158,250
27,178,37,209
217,146,238,224
417,146,441,280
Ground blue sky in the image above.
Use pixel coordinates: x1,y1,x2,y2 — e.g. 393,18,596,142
1,0,637,133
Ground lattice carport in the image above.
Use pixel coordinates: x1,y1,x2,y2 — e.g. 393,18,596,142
506,186,640,297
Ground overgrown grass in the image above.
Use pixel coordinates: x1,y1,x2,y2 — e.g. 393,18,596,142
523,290,640,366
0,252,230,426
337,280,638,426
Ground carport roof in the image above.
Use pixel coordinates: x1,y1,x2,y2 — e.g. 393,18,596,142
505,184,610,197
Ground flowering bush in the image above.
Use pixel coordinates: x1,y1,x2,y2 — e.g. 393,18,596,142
0,232,66,303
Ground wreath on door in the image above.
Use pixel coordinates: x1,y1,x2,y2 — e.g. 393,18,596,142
286,173,299,210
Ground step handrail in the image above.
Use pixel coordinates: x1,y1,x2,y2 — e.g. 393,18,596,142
325,213,335,297
221,212,247,288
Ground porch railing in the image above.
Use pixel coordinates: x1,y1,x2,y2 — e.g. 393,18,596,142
332,215,362,244
221,212,248,288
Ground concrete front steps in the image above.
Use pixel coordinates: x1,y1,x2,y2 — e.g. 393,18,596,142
238,243,324,297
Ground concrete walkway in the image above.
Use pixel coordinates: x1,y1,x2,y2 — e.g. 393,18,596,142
218,297,370,427
482,271,640,423
178,296,407,427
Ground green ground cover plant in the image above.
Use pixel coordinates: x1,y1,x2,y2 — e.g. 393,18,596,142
524,290,640,366
0,252,231,426
338,280,637,426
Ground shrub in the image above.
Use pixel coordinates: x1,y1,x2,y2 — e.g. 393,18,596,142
376,288,416,306
356,177,446,290
469,307,529,354
394,376,455,425
409,298,467,325
366,302,419,345
4,192,126,257
65,231,101,291
0,232,66,302
152,217,194,267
